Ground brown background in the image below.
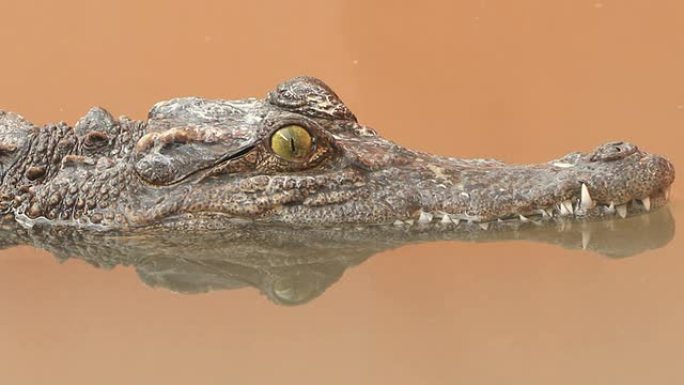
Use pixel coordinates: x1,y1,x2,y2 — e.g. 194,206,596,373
0,1,682,384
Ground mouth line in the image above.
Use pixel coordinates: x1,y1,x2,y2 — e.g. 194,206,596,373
180,144,256,185
398,183,673,229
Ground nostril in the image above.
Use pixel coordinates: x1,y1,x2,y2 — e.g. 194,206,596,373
590,141,639,162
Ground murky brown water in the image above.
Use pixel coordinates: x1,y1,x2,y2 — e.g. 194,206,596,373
1,1,683,384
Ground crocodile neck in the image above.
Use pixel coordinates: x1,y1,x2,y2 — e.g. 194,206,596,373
0,124,77,214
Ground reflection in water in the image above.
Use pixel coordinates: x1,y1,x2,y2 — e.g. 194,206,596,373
0,208,675,305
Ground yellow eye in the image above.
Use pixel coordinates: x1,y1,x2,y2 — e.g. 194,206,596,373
270,125,313,160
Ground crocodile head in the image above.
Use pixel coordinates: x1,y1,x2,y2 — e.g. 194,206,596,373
129,76,675,229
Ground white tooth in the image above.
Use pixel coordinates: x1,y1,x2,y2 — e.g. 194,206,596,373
546,209,555,217
565,200,575,214
479,222,490,230
538,209,549,218
393,220,404,226
519,215,529,222
616,204,627,218
560,200,574,216
665,187,671,200
418,211,434,224
405,219,414,225
640,197,651,211
582,229,591,250
440,214,453,225
553,162,575,168
580,183,594,210
605,202,616,214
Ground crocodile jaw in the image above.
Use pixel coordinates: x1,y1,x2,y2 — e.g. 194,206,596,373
396,141,675,228
151,141,674,230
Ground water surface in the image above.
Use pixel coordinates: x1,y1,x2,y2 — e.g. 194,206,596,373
1,1,683,384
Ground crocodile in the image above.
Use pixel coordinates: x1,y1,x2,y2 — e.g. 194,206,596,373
0,76,675,231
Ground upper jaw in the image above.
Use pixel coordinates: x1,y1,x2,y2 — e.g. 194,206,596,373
146,141,673,229
169,142,674,228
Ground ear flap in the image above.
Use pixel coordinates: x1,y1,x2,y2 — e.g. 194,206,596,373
267,76,357,122
138,97,265,185
133,126,257,185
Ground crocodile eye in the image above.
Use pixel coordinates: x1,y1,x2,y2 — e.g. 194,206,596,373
270,125,313,161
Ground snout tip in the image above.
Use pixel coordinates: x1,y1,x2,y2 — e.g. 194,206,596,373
648,153,675,194
582,144,674,207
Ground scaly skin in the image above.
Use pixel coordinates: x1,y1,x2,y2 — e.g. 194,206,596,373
0,77,675,231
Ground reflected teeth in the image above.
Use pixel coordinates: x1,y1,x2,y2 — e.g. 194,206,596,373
580,183,594,211
616,204,628,218
582,229,591,250
640,197,651,211
519,215,529,222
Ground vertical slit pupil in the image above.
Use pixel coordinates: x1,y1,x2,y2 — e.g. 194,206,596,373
290,137,296,153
